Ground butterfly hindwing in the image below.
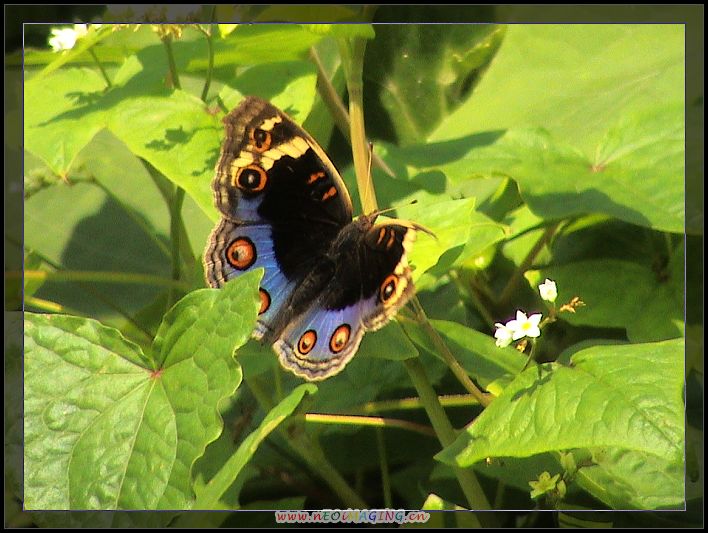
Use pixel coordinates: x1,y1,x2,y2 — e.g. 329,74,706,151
273,221,417,381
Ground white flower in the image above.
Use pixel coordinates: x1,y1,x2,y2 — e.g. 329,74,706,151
494,322,514,348
506,310,543,340
48,24,88,52
538,278,558,303
73,24,89,38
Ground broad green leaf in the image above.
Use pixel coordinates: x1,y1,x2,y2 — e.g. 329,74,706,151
365,24,504,144
575,447,684,510
431,25,684,156
535,254,683,343
105,90,222,220
216,58,318,134
422,106,684,233
437,338,684,510
361,321,418,361
192,383,317,510
393,198,506,283
24,68,108,175
187,25,323,70
24,181,170,321
24,270,261,510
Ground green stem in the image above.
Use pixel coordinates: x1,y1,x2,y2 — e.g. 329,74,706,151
407,297,493,407
289,434,368,508
498,222,560,307
376,428,393,508
248,379,366,508
339,37,377,213
25,295,85,316
168,186,186,308
359,393,480,413
308,46,395,178
20,269,189,290
162,35,181,90
404,358,496,520
450,269,497,330
199,21,215,102
88,47,112,88
141,160,195,277
302,412,435,437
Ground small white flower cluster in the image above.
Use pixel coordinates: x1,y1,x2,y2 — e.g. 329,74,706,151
494,279,557,348
48,24,101,52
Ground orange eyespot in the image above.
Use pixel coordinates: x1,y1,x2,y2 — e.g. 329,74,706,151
379,274,398,303
329,324,351,354
298,330,317,355
250,128,271,152
226,237,256,270
258,289,271,315
235,165,268,193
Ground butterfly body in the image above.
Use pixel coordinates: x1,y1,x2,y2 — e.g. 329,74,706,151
204,96,419,380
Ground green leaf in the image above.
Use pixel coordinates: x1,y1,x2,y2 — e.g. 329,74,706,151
105,90,222,220
24,270,261,509
535,253,683,343
393,198,507,283
431,25,684,156
192,383,317,510
24,67,108,175
24,180,170,321
422,106,684,233
360,321,418,361
437,338,684,508
575,447,684,510
188,25,323,70
364,24,504,144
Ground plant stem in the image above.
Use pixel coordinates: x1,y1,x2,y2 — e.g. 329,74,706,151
289,433,368,508
302,412,435,437
498,222,560,307
88,47,112,89
247,379,366,508
359,393,481,413
162,35,181,90
168,186,185,308
20,269,189,291
339,37,378,213
339,31,494,518
309,46,395,178
407,297,493,407
404,358,496,520
199,21,215,102
376,428,393,508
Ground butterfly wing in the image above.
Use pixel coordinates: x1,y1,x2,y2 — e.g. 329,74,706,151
204,96,354,338
274,220,417,380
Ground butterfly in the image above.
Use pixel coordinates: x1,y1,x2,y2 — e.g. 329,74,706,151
204,96,422,381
